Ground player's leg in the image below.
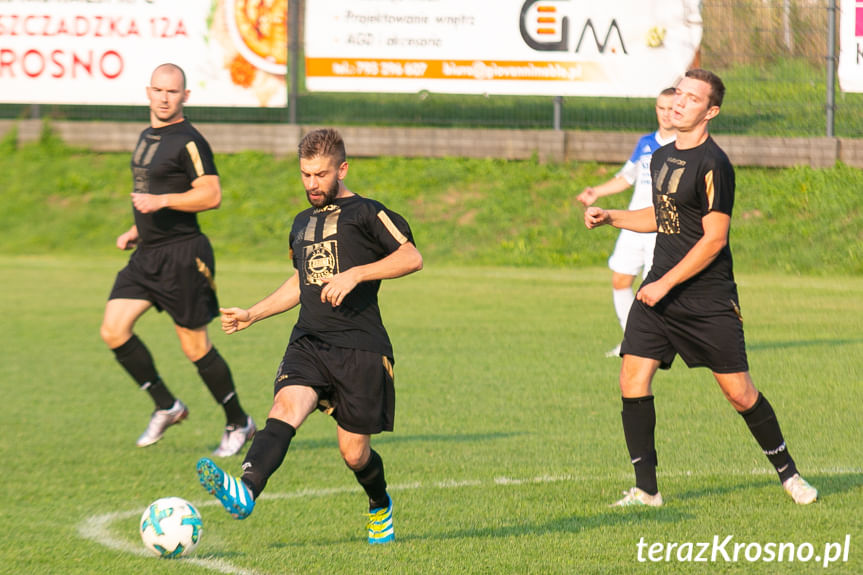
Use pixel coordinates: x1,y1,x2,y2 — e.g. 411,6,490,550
714,371,817,504
175,324,255,456
102,298,169,404
612,354,664,507
197,384,318,519
607,231,644,357
163,236,255,454
102,297,187,446
611,272,636,330
338,427,394,543
338,427,390,510
322,345,397,542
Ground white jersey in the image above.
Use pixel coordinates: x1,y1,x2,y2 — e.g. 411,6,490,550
616,131,676,211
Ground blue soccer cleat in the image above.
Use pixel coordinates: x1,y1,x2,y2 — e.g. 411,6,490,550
196,457,255,519
367,494,394,544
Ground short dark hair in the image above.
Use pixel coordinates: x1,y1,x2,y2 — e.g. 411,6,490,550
298,128,346,165
684,68,725,108
659,87,676,97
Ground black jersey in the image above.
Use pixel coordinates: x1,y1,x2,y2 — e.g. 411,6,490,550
289,194,415,357
130,118,218,247
643,136,737,297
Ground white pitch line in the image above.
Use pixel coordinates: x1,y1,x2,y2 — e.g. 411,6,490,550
77,466,862,575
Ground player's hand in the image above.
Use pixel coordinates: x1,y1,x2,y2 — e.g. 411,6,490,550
577,187,597,207
131,192,166,214
320,269,360,307
116,230,138,250
636,281,671,307
220,307,252,334
584,206,610,229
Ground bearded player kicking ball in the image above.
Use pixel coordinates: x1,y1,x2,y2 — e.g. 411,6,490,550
196,129,422,544
584,69,817,507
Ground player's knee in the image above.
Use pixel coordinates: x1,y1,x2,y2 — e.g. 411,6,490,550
100,322,125,348
179,338,210,362
725,386,759,411
340,445,369,470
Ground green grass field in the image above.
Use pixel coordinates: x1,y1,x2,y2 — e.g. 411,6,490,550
2,255,861,574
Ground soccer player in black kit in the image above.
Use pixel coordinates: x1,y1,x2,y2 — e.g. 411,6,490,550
584,69,817,507
100,63,255,457
196,129,423,544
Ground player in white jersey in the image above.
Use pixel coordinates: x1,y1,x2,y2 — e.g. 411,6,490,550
578,88,676,357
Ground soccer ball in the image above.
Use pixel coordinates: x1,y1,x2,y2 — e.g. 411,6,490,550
139,497,203,558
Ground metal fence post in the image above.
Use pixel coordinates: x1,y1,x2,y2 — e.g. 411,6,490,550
553,96,562,131
288,0,300,125
827,0,837,137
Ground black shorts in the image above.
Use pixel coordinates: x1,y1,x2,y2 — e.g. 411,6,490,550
108,234,219,329
621,293,749,373
274,335,395,435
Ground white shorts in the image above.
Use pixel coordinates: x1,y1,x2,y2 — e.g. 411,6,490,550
607,230,656,278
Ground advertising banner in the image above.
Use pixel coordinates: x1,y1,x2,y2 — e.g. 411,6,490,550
305,0,702,98
839,0,863,92
0,0,287,107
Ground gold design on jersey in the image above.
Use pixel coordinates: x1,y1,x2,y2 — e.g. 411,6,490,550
667,167,684,196
186,141,205,177
705,170,715,210
132,167,149,194
323,210,340,238
132,136,160,194
196,257,217,291
655,158,686,234
132,139,148,165
303,216,317,242
655,163,669,194
377,210,407,244
303,240,339,286
656,195,680,234
314,204,339,214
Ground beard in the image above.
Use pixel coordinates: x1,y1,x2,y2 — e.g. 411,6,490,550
306,179,340,208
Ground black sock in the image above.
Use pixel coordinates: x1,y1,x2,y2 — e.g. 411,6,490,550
112,334,174,409
621,395,658,495
195,347,247,426
241,418,295,498
352,449,389,510
740,392,797,483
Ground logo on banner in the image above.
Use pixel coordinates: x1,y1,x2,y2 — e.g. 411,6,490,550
519,0,626,54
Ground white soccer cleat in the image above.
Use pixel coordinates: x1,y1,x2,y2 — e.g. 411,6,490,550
136,400,188,447
611,486,663,507
212,416,257,457
783,473,818,505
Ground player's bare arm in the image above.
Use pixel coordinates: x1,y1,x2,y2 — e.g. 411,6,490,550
221,270,301,334
584,206,656,232
320,242,423,307
115,225,139,250
637,210,730,306
131,174,222,214
577,176,631,207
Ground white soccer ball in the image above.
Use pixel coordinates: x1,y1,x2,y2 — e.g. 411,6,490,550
139,496,203,558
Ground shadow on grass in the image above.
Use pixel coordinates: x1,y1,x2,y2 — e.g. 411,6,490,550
670,472,863,504
399,507,696,544
747,337,863,351
293,431,526,450
807,472,863,498
672,477,776,502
